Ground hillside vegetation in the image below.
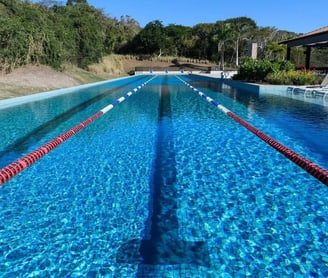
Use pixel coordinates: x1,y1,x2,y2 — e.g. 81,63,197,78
1,0,327,97
0,0,302,73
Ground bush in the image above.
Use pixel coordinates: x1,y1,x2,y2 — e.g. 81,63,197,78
233,58,270,81
266,70,323,85
276,59,295,72
233,58,296,83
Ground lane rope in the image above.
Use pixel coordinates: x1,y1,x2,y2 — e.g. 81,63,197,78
176,76,328,186
0,75,157,186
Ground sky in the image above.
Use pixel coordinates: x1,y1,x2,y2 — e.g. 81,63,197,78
83,0,328,34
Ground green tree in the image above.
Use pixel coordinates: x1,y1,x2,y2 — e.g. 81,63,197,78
66,4,105,67
115,16,141,53
212,21,233,70
191,23,213,59
225,17,257,66
133,20,166,55
0,0,63,70
54,3,112,67
165,24,193,57
0,0,141,70
266,42,286,60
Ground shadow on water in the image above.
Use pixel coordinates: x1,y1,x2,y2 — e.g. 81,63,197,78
116,76,210,275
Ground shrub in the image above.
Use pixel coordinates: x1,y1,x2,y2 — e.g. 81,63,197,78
233,58,296,83
276,60,295,72
233,58,271,81
266,70,323,85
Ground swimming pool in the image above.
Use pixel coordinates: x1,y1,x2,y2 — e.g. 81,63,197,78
0,75,327,276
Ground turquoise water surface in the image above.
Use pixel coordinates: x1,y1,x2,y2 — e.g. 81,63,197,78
0,75,327,277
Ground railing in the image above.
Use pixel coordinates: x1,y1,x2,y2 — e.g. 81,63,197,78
135,65,212,73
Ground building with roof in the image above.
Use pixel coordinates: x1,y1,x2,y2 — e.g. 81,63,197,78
279,26,328,69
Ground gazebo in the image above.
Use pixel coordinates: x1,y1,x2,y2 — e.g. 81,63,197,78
279,26,328,69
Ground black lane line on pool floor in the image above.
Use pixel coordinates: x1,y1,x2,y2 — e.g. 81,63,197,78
116,76,210,270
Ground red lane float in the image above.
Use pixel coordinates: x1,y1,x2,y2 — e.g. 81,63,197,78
227,111,328,186
0,76,156,186
0,111,103,185
176,76,328,187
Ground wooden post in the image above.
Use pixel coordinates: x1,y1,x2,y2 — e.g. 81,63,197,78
286,46,291,60
305,46,311,69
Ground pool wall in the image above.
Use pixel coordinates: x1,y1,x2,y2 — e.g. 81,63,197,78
191,74,288,95
192,74,328,106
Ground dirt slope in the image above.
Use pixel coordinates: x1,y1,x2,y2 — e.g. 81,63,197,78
0,64,108,100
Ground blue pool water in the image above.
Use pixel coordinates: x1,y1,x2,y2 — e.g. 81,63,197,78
0,75,328,277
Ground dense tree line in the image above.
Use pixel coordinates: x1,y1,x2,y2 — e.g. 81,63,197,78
0,0,327,73
0,0,141,71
